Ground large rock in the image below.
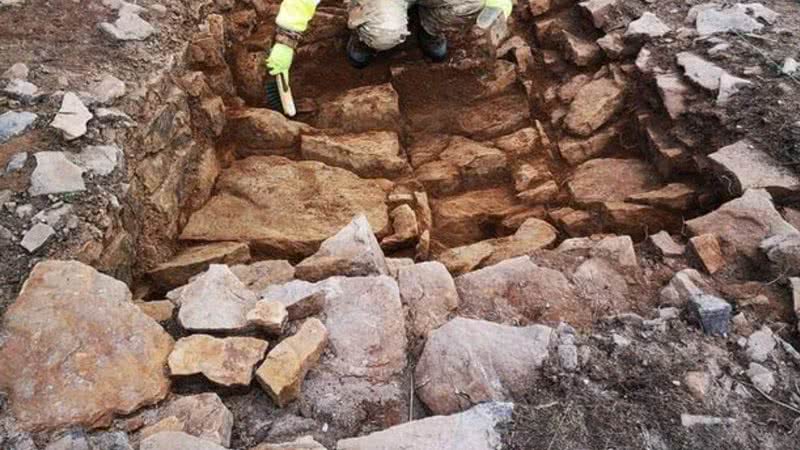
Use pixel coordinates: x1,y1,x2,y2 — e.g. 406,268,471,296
693,3,778,36
455,93,531,140
175,264,259,333
0,261,173,430
300,131,409,178
437,240,496,275
256,318,328,407
227,108,312,156
231,260,295,292
181,156,390,258
300,276,408,434
316,83,401,132
295,214,388,282
564,78,624,136
414,136,509,195
686,189,798,259
337,402,513,449
260,280,328,320
140,432,227,450
568,158,661,205
397,261,459,339
416,318,552,414
709,140,799,197
432,188,523,247
160,393,233,447
455,256,585,326
760,233,800,277
168,335,269,386
483,218,559,266
148,241,251,289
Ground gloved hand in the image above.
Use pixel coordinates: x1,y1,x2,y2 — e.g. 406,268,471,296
483,0,512,19
266,43,294,76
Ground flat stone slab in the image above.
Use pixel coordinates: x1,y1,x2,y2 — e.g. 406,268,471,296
0,260,173,430
175,264,258,333
692,3,778,36
568,158,661,205
180,156,389,258
416,317,552,414
50,92,93,140
0,111,37,143
168,335,269,387
300,131,410,178
160,393,233,447
564,78,624,136
148,241,251,289
140,432,227,450
29,151,86,196
709,140,799,196
337,402,513,450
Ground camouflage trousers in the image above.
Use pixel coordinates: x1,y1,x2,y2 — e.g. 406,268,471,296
347,0,484,51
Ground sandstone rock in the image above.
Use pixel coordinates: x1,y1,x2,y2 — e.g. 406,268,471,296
256,318,328,407
100,7,155,41
295,214,388,281
160,394,233,447
181,156,390,258
20,223,55,253
686,189,798,259
45,432,90,450
140,432,227,450
455,93,531,140
558,234,638,267
579,0,618,31
597,31,627,60
176,264,258,333
518,180,559,205
300,131,409,178
689,234,725,274
693,3,778,36
685,371,710,401
137,300,175,322
747,362,775,393
148,242,251,289
483,218,559,266
0,111,37,143
260,280,327,320
316,83,400,132
432,188,522,247
437,240,495,275
626,182,699,211
2,62,28,80
3,79,40,103
247,299,288,334
231,260,295,292
139,416,185,440
558,127,617,165
397,261,459,338
0,261,173,430
227,109,312,156
337,402,513,449
252,436,326,450
660,268,712,306
709,140,799,196
602,201,681,237
416,318,552,414
625,12,670,40
746,327,775,362
655,73,690,119
568,158,661,204
73,144,123,176
550,207,595,236
564,78,624,136
169,335,268,386
760,233,800,277
300,276,408,433
382,204,419,249
50,92,92,140
456,256,584,325
88,74,126,105
29,151,86,196
513,162,552,191
493,127,542,157
649,230,685,257
560,30,602,66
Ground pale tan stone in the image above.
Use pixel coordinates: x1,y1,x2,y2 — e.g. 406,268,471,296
689,234,725,274
168,335,269,386
140,416,185,440
147,241,251,289
136,300,175,322
247,299,289,334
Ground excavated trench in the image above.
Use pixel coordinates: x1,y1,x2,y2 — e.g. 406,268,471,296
135,0,725,296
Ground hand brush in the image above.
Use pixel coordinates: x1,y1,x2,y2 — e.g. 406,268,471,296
265,72,297,117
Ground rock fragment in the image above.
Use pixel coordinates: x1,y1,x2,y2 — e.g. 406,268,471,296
337,402,513,449
681,414,736,427
760,233,800,277
168,335,269,386
295,214,388,281
253,436,326,450
316,83,400,133
2,62,29,80
88,74,126,105
160,394,233,447
693,3,778,36
148,242,251,289
746,327,775,363
246,299,288,334
20,223,55,253
416,317,552,414
689,234,725,274
397,261,459,338
3,79,40,103
100,5,156,41
568,158,660,205
688,293,731,336
747,363,775,393
564,78,624,136
0,111,37,143
50,92,93,140
709,140,799,196
176,264,258,333
73,144,123,176
300,131,409,178
136,300,175,322
255,318,328,407
0,261,173,430
649,230,685,257
29,151,86,196
231,260,295,291
140,432,227,450
625,12,671,40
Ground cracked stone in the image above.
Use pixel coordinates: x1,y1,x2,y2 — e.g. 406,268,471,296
176,264,259,333
168,335,269,387
0,111,37,143
100,8,155,41
29,151,86,196
3,79,41,103
625,12,671,40
73,144,123,176
88,74,126,105
50,92,93,140
20,223,55,253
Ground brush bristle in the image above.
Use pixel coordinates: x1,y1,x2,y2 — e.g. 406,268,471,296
265,80,284,113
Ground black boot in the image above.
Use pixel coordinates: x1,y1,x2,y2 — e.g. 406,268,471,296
419,27,447,62
347,33,374,69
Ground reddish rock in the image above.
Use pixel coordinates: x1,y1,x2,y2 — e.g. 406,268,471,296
168,335,269,387
226,108,312,157
300,132,410,179
147,241,251,289
432,188,524,247
626,182,699,211
564,78,624,137
316,84,400,133
558,127,617,165
568,158,661,205
689,234,725,274
397,261,460,338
